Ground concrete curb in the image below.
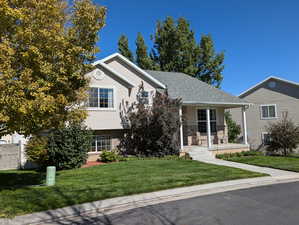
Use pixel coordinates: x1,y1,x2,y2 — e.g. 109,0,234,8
2,175,299,225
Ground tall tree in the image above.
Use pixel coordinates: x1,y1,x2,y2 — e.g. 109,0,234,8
151,17,200,75
0,0,106,136
119,17,225,87
195,35,224,88
118,35,134,62
135,33,154,69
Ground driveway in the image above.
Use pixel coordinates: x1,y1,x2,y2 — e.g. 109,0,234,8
41,181,299,225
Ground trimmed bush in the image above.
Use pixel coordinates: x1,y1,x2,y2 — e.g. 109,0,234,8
25,135,49,167
47,123,92,170
216,151,262,159
100,150,119,162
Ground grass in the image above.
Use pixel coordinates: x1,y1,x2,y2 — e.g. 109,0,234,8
0,159,265,218
224,155,299,172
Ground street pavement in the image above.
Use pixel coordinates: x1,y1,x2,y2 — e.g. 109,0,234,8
42,181,299,225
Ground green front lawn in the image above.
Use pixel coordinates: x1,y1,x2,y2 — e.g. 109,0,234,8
225,155,299,172
0,159,265,218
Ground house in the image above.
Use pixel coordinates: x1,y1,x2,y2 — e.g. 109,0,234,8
85,53,250,161
229,76,299,150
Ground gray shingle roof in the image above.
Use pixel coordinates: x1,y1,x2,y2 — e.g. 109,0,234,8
146,70,248,106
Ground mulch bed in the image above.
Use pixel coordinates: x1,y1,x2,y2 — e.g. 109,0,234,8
81,161,106,168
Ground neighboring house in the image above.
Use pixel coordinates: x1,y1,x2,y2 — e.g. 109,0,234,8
85,53,250,161
229,76,299,150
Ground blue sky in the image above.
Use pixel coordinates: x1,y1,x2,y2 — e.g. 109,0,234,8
94,0,299,95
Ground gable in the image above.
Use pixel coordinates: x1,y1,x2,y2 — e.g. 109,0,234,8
240,77,299,100
104,57,159,91
93,53,166,89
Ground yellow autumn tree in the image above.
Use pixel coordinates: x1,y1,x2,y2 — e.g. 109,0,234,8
0,0,106,136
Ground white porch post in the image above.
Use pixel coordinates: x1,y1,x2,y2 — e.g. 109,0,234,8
206,108,212,148
179,105,184,151
242,106,248,145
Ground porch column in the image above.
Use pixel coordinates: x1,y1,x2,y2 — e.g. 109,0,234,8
179,105,184,150
241,106,248,145
206,108,212,148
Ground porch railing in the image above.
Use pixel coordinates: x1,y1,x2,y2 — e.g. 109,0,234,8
182,122,227,145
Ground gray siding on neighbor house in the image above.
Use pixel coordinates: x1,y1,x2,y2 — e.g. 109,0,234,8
230,78,299,150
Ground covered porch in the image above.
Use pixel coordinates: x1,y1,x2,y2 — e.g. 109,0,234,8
179,102,250,153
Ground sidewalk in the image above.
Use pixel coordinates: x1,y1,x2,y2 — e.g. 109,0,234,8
188,147,299,178
2,171,299,225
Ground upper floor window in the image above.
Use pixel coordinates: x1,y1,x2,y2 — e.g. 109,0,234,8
88,87,114,109
140,91,149,104
197,109,217,133
260,104,277,119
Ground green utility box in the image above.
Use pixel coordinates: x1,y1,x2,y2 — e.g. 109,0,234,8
46,166,56,186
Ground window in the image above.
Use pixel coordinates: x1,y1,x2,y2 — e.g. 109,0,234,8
90,136,111,152
261,104,277,119
88,87,114,109
138,91,150,105
197,109,217,133
262,132,271,145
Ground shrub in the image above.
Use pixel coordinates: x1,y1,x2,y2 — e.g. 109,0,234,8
266,115,299,156
25,135,49,167
47,123,92,170
216,150,262,159
100,150,119,162
119,84,182,157
225,111,241,143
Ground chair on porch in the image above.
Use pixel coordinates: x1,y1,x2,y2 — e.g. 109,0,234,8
186,126,202,146
214,125,228,145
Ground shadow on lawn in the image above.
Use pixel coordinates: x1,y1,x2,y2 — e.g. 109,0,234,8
0,170,45,190
28,186,184,225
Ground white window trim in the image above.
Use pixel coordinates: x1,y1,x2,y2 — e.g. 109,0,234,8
260,104,278,120
196,108,217,134
89,135,112,153
86,86,117,111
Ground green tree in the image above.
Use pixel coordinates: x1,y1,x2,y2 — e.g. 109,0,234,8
0,0,106,136
151,17,200,74
196,35,224,88
135,33,155,69
224,112,241,143
120,17,224,87
118,34,134,61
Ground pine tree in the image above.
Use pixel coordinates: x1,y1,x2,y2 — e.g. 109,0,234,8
118,35,134,61
152,17,200,75
135,33,154,69
117,17,225,88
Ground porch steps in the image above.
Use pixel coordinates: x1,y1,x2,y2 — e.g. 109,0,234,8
187,147,215,161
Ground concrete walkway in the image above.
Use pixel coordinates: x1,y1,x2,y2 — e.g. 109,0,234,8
188,146,299,178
